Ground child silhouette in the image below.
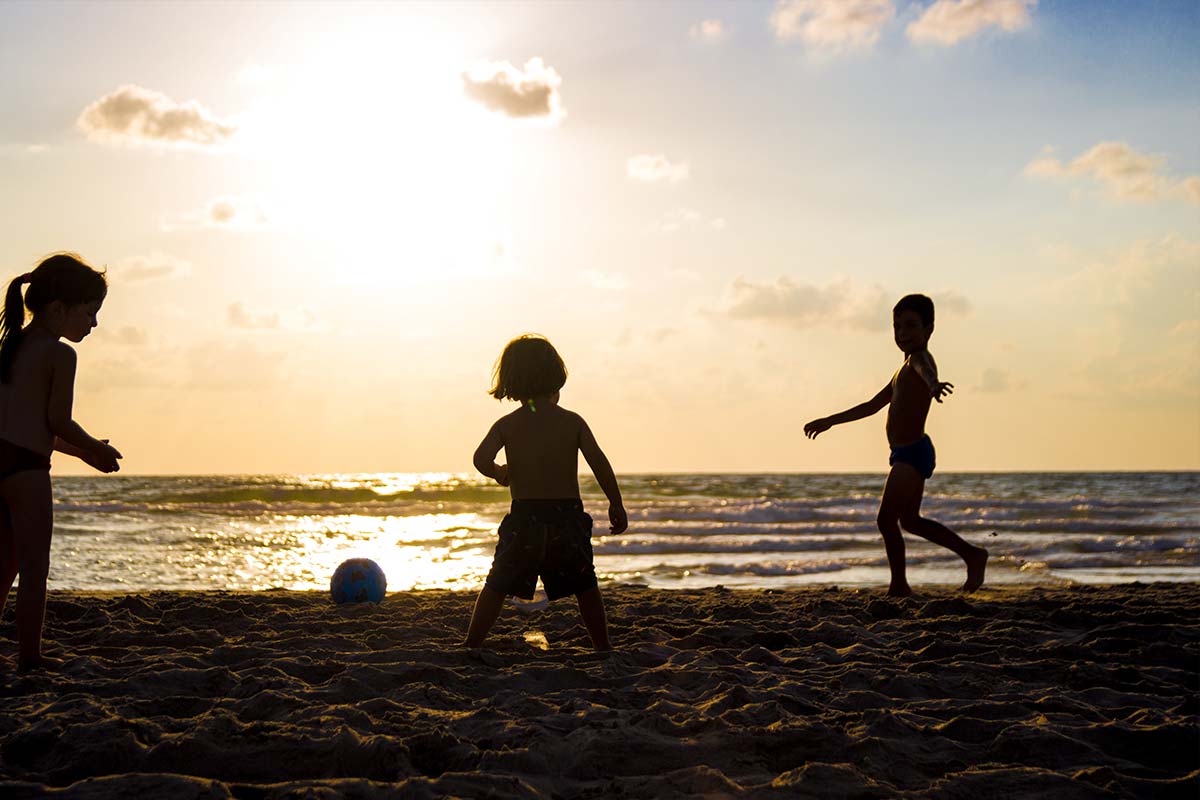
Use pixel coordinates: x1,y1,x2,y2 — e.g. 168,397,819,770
805,294,986,597
0,254,121,671
465,335,627,650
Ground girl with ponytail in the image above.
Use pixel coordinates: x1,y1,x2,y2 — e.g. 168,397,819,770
0,253,121,672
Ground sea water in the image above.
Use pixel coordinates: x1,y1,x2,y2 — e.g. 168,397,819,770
42,472,1199,591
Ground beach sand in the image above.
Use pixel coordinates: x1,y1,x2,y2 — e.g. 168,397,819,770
1,585,1196,798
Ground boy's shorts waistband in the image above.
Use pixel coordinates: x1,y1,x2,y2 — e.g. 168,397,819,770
510,498,584,514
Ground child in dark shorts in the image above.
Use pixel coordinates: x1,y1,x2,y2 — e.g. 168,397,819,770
466,334,627,650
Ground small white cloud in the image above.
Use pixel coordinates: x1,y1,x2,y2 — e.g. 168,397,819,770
228,302,316,332
77,84,236,148
690,19,726,41
1025,141,1200,206
26,144,49,154
656,207,728,234
907,0,1035,46
722,277,891,331
937,290,973,317
164,196,270,231
627,154,690,183
1169,319,1200,338
584,270,629,291
770,0,895,51
975,367,1023,393
113,252,192,282
461,58,564,121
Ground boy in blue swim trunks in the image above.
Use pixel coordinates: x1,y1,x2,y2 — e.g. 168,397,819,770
804,294,988,597
466,334,627,650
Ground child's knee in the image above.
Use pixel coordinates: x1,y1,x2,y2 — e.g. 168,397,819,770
898,512,922,530
876,510,899,531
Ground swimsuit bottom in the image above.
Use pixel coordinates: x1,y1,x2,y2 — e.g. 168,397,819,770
0,438,51,481
889,435,936,479
484,499,598,601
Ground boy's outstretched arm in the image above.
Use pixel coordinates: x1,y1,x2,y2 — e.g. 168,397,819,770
911,351,954,403
579,419,627,534
804,381,892,439
472,422,509,486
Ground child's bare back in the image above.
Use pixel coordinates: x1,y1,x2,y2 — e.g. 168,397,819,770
490,401,586,500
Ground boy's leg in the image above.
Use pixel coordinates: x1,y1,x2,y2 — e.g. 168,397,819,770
3,471,57,670
897,481,988,591
877,464,925,597
575,586,611,651
464,586,506,647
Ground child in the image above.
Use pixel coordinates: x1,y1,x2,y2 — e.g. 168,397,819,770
465,334,627,650
803,294,986,597
0,253,122,671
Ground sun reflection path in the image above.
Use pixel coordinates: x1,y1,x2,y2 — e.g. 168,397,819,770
218,512,497,592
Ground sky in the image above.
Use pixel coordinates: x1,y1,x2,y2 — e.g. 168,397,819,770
0,0,1197,475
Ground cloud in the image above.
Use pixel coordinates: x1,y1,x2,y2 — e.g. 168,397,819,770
1025,142,1200,205
228,302,279,330
974,367,1026,393
937,290,973,317
228,302,316,332
113,253,192,282
690,19,726,41
77,84,236,148
584,270,629,291
655,208,726,234
907,0,1035,46
722,277,891,331
770,0,895,51
461,58,564,121
627,154,690,183
163,196,270,231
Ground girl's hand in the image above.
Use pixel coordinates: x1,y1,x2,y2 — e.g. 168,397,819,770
608,503,628,535
494,464,509,486
933,381,954,403
803,418,831,439
86,440,122,473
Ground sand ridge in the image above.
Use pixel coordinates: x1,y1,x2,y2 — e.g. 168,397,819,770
1,585,1197,798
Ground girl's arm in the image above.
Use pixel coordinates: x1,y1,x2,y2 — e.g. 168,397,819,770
472,421,508,485
48,343,121,470
579,419,627,534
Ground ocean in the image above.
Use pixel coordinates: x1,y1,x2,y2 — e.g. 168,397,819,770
40,472,1199,593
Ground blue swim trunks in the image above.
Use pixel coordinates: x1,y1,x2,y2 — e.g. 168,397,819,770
889,435,936,479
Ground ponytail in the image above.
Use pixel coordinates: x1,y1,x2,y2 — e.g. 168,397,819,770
0,253,107,384
0,273,32,385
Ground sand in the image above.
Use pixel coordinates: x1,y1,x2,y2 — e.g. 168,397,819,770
0,584,1197,799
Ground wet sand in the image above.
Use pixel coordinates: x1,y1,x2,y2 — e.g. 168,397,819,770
1,584,1197,798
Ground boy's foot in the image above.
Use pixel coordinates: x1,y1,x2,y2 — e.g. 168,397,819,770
963,547,988,592
887,584,913,598
17,654,63,673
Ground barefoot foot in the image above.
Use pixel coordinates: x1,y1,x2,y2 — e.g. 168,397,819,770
887,584,913,598
17,654,63,673
963,547,988,592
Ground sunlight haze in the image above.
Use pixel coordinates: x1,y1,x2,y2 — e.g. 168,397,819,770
1,0,1196,474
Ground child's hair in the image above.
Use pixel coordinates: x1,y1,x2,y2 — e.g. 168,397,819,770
893,293,934,327
489,334,568,401
1,253,108,383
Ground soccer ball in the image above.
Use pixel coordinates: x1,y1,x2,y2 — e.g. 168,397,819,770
330,558,387,604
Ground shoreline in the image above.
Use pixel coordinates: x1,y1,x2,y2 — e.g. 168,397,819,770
2,585,1198,798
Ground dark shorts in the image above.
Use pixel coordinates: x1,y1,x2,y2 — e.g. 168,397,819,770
889,435,936,479
0,439,50,481
484,499,598,601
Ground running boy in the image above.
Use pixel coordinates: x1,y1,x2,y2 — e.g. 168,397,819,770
804,294,987,597
466,334,627,650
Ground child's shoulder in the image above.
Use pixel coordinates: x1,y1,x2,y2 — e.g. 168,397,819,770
19,334,74,366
